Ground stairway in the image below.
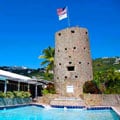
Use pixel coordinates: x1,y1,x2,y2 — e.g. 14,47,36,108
50,97,86,107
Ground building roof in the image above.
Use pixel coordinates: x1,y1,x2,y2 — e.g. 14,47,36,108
0,69,36,84
0,69,53,85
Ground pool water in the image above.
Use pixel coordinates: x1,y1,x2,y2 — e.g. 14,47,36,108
0,105,119,120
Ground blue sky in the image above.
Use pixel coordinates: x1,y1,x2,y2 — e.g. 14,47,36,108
0,0,120,69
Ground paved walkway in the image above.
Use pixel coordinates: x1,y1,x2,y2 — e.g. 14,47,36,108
112,106,120,116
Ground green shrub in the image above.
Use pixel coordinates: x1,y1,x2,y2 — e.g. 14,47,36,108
0,91,31,98
0,91,6,98
6,91,14,98
46,83,56,94
42,83,56,95
13,91,22,98
42,89,49,95
22,91,31,98
13,91,31,98
83,81,101,94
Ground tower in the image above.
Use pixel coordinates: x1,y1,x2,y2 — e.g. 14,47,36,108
54,27,93,98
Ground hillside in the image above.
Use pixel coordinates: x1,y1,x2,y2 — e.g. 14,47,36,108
0,66,52,81
0,66,44,78
93,57,120,72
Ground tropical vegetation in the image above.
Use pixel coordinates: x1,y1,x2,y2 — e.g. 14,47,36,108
0,91,31,98
83,68,120,94
93,57,120,72
42,83,56,95
90,57,120,94
39,46,55,73
93,68,120,94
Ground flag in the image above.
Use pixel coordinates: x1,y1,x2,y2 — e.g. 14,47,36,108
57,7,67,20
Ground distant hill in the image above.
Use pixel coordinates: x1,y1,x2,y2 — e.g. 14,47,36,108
93,57,120,72
0,66,45,78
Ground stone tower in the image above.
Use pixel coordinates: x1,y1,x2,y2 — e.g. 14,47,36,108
54,27,93,98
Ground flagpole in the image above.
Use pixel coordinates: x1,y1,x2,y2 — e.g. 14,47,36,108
67,6,71,27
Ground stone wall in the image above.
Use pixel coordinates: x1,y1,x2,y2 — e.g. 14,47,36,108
54,27,93,97
37,94,59,105
38,94,120,106
84,94,120,106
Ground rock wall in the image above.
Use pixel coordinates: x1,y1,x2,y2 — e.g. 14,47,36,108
38,94,120,106
84,94,120,106
54,27,93,97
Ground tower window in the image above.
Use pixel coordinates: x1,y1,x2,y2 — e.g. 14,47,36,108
65,48,67,50
86,32,88,34
58,33,61,36
59,63,61,65
69,62,72,64
58,49,60,52
73,47,76,49
67,66,75,71
65,76,67,79
79,62,81,64
71,30,75,33
69,56,71,58
75,76,78,78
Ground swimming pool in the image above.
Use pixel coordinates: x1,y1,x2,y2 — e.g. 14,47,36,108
0,105,119,120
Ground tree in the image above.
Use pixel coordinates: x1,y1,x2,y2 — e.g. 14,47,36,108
39,46,55,73
83,81,101,94
93,68,120,94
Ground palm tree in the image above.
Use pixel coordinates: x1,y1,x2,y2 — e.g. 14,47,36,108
39,46,55,73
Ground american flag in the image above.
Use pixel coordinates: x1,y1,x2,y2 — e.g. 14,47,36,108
57,7,67,20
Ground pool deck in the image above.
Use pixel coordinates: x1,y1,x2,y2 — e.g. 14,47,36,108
112,106,120,116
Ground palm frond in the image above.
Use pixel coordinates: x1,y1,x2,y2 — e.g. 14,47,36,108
39,46,55,73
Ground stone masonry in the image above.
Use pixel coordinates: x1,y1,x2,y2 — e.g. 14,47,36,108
54,27,93,98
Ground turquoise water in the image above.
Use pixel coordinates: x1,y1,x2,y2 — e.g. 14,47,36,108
0,106,119,120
